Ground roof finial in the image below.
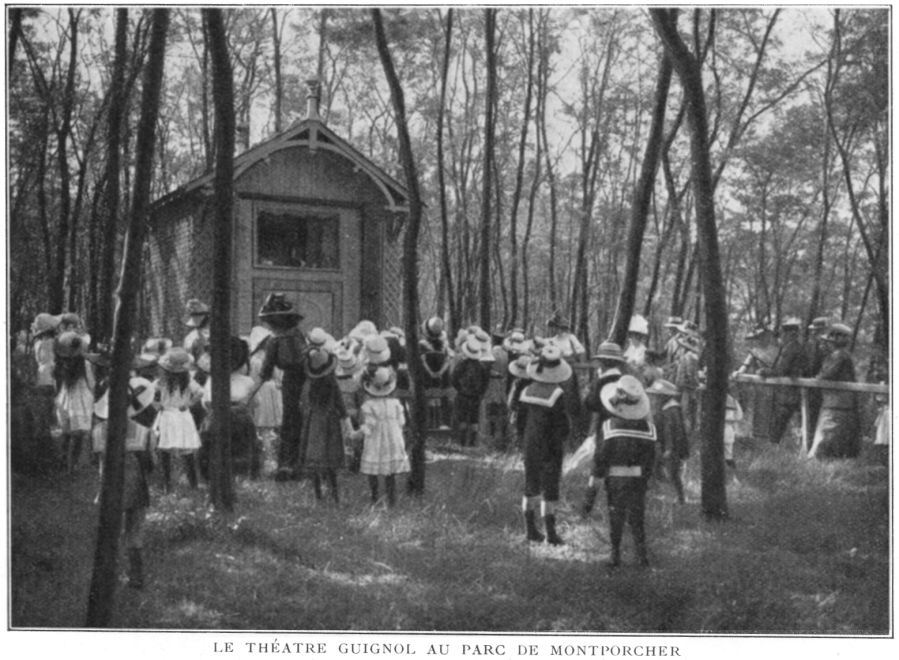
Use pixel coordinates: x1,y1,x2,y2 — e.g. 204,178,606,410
305,78,321,121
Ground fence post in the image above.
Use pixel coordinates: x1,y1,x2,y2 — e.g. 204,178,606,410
800,386,809,456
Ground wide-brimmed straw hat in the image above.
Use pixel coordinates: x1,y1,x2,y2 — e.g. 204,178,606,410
827,322,852,338
646,378,679,398
460,336,483,360
94,377,157,421
182,299,210,327
503,329,527,353
601,374,651,421
54,331,86,358
158,347,194,373
364,334,391,366
663,316,683,329
363,366,397,397
781,317,802,330
808,316,830,333
306,346,337,379
31,313,61,337
258,293,302,320
526,344,573,384
138,337,173,364
335,344,362,376
508,354,532,379
59,312,83,328
592,341,625,363
349,320,378,343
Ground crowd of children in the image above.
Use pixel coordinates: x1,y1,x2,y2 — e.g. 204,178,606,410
20,300,881,578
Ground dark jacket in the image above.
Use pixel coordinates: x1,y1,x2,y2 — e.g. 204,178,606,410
817,348,856,410
653,401,689,460
519,381,571,449
594,417,657,480
769,337,805,406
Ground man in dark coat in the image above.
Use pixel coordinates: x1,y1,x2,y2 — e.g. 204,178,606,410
594,375,657,567
802,316,831,447
760,317,806,445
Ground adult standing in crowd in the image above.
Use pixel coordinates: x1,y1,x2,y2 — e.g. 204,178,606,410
732,324,778,442
256,293,308,481
802,316,831,448
808,323,861,459
546,312,585,446
759,317,806,446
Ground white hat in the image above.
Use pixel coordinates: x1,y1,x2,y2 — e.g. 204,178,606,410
364,334,391,365
460,336,483,360
628,315,649,336
600,374,651,421
363,366,397,397
94,377,157,420
646,378,679,397
508,354,532,379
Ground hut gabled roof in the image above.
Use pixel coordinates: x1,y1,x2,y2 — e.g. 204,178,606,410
152,116,411,214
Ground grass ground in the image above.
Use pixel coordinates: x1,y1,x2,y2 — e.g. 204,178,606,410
9,433,891,633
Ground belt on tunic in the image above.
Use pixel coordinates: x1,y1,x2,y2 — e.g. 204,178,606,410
608,466,642,477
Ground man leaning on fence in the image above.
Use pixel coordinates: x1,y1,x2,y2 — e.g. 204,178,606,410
758,317,806,446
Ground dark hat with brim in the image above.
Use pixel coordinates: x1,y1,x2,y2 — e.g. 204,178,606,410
258,293,303,320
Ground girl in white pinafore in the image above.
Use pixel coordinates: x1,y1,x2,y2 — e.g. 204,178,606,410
54,331,95,473
154,347,203,492
353,366,410,506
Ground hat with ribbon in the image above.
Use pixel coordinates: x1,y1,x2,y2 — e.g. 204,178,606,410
526,344,573,384
364,334,391,366
138,337,173,364
258,293,303,321
600,374,651,421
503,328,527,353
646,378,679,398
781,317,802,330
363,366,397,397
306,346,337,379
349,320,379,343
335,343,362,377
158,346,194,373
182,299,210,327
31,313,61,337
54,331,86,359
508,354,532,379
592,341,625,363
93,377,157,421
460,335,483,361
827,322,852,338
808,316,830,333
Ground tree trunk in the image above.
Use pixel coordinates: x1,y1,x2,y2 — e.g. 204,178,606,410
436,9,458,335
609,53,672,346
651,8,728,521
270,8,283,134
97,9,129,346
85,8,169,627
372,9,428,494
478,8,497,330
204,8,236,512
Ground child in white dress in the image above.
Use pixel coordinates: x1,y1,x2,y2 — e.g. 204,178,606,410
154,347,203,492
54,331,95,473
352,366,410,506
247,325,282,475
